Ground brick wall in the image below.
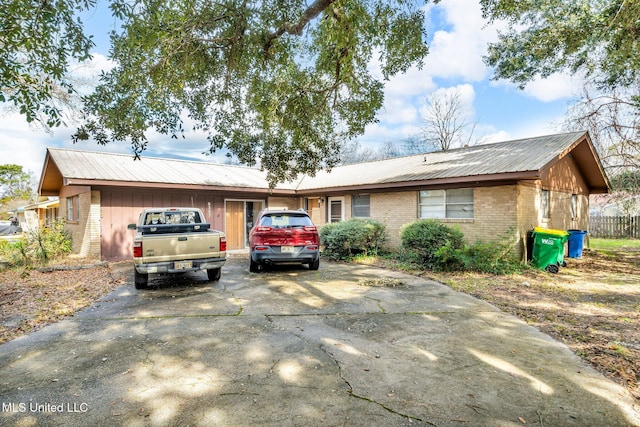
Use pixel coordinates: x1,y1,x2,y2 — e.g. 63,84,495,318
370,191,418,249
455,185,518,244
60,189,101,259
369,186,522,251
328,186,523,252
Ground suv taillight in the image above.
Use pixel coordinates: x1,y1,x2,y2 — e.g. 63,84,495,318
133,241,142,258
220,237,227,252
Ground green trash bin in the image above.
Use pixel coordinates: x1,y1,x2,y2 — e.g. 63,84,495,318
531,227,568,273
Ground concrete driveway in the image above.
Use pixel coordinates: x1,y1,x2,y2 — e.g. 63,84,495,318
1,255,638,426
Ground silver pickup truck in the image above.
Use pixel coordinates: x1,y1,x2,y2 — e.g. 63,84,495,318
127,208,226,289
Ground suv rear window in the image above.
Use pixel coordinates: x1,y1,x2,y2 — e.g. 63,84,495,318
259,213,313,228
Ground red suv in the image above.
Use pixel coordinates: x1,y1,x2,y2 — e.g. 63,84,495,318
249,209,320,272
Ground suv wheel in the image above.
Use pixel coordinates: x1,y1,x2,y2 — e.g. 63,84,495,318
309,259,320,270
249,258,260,273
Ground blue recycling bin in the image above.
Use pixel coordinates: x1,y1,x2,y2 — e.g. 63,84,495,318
567,230,588,258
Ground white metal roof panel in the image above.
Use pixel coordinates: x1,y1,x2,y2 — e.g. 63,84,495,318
296,132,586,190
46,148,284,189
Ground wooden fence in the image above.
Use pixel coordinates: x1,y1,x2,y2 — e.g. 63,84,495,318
589,216,640,239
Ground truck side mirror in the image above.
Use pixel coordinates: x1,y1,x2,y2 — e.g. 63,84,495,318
127,224,136,230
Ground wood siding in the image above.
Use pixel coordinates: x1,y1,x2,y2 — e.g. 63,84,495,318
99,188,227,261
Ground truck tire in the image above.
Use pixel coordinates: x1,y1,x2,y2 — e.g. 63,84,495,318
134,269,148,289
207,268,221,281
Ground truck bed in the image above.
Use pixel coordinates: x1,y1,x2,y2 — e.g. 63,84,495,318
136,229,224,263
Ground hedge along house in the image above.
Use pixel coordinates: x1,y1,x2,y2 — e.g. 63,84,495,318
38,131,608,261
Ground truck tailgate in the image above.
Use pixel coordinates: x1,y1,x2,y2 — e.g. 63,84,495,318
140,231,223,263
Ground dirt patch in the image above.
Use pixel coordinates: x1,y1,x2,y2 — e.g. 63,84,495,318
357,277,405,287
0,261,129,344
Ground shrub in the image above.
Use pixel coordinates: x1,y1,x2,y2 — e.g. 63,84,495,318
455,235,523,275
320,218,386,260
432,229,523,274
400,220,464,270
0,220,72,267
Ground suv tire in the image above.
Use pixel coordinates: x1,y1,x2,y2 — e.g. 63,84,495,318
249,258,260,273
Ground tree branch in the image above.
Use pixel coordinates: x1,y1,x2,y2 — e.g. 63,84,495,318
264,0,336,55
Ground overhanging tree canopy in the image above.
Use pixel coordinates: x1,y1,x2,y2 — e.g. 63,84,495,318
481,0,640,90
0,0,94,127
482,0,640,197
74,0,429,186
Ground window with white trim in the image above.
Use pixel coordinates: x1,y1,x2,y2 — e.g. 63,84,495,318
351,194,370,218
419,189,473,219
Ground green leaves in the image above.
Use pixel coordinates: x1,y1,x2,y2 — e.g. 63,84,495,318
0,164,34,205
76,0,429,186
1,0,95,128
482,0,640,90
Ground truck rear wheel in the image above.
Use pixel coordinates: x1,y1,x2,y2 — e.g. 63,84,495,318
207,268,221,281
134,269,148,289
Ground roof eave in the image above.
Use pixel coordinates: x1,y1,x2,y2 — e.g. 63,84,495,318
542,132,610,194
64,178,297,195
298,171,540,195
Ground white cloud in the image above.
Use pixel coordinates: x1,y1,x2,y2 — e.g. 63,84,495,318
522,73,579,102
359,121,422,146
419,84,476,118
1,114,55,177
424,0,500,82
383,66,437,98
379,98,420,125
69,53,115,79
481,130,512,144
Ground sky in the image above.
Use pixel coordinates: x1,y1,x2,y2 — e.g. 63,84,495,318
1,0,581,184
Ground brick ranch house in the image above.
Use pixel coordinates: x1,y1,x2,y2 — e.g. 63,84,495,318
37,131,609,262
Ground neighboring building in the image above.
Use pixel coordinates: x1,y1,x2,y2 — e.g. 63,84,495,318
590,193,640,217
38,131,609,261
14,197,60,233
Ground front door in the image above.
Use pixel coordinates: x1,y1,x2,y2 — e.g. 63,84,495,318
225,200,264,250
225,201,245,250
328,197,344,223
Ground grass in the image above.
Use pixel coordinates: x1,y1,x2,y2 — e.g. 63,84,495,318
590,237,640,251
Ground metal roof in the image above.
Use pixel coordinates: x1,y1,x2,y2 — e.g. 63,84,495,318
44,148,285,190
40,131,608,194
296,131,593,190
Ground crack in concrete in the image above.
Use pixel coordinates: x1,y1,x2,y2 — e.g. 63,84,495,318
79,309,497,325
364,296,387,314
280,325,436,426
